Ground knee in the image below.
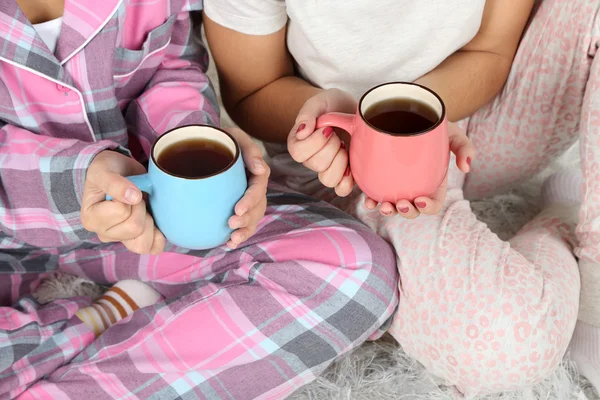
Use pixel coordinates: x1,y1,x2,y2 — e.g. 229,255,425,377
261,207,399,343
327,221,399,340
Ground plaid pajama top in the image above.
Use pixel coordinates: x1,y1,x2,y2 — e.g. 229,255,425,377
0,0,218,261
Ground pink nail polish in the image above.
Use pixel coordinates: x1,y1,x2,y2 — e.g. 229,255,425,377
296,123,306,134
467,157,472,167
399,207,410,213
323,127,334,138
416,202,427,208
344,166,351,177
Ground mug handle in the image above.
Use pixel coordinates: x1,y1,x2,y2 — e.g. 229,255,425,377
105,174,153,201
316,112,355,134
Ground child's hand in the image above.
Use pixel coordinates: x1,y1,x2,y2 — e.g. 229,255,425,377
225,128,270,249
288,89,357,197
366,122,475,218
81,151,166,255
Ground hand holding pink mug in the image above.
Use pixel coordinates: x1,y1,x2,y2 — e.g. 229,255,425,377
316,82,450,204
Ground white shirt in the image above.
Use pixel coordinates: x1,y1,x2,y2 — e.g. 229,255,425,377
33,17,63,53
204,0,487,99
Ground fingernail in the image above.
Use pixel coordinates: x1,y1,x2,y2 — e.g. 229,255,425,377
125,188,140,203
344,166,351,177
323,127,334,138
467,157,472,166
399,207,410,213
416,202,427,209
253,158,265,173
382,210,392,216
296,123,306,134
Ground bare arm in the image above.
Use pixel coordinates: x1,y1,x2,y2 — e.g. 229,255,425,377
204,17,320,143
415,0,535,121
205,0,535,142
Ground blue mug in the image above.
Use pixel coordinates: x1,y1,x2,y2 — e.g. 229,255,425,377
109,125,247,250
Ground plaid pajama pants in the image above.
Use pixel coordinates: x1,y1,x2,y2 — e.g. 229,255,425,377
0,187,399,400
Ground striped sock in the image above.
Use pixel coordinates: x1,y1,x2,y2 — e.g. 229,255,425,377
76,280,161,336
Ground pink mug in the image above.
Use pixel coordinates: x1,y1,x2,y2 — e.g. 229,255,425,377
317,82,450,203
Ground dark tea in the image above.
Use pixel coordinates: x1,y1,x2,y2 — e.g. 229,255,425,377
364,98,439,135
157,138,234,178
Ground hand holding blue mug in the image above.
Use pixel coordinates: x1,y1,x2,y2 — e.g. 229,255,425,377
223,127,270,249
106,125,266,250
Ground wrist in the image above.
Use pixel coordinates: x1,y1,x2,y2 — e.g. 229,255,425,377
79,143,125,204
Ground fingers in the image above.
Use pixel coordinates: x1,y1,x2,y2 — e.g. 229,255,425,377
293,93,329,141
229,162,269,249
234,171,269,217
225,127,269,177
292,89,357,140
82,199,133,233
449,123,475,173
229,205,253,231
334,166,354,197
101,200,147,240
289,126,337,164
81,172,142,211
88,200,146,241
287,89,358,188
221,126,270,246
94,201,165,255
364,197,378,210
82,151,149,245
304,129,342,173
317,144,348,187
85,151,145,206
363,197,421,219
150,227,166,255
413,176,448,216
229,199,266,232
413,196,443,216
121,213,157,255
395,200,420,219
361,176,449,219
228,198,267,249
379,202,397,216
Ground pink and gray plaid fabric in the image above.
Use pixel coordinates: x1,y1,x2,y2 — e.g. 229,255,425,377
1,190,398,400
0,0,399,398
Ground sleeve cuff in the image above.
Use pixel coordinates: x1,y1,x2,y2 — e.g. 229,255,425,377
203,0,288,36
73,141,129,205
